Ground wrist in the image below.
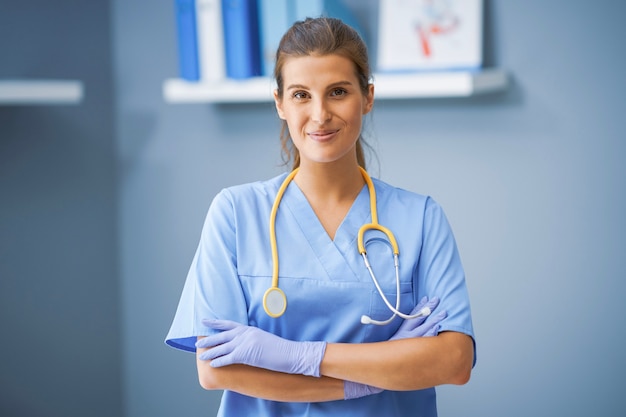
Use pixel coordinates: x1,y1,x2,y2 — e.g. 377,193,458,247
344,380,383,399
298,341,327,377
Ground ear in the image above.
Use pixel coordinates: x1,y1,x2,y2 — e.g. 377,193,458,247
273,89,286,120
363,83,374,115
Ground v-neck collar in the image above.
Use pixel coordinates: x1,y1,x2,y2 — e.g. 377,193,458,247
280,181,371,282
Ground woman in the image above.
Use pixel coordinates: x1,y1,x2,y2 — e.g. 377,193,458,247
166,17,475,416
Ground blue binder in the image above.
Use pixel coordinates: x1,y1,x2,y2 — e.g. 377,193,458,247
294,0,365,42
258,0,290,76
222,0,262,79
257,0,365,77
175,0,200,81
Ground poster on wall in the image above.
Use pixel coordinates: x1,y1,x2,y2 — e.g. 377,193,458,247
377,0,483,72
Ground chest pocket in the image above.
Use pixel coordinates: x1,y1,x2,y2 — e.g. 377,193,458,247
360,235,414,342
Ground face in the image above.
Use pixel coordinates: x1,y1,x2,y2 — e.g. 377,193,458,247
274,54,374,167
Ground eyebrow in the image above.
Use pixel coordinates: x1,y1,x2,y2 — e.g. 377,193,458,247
286,80,354,91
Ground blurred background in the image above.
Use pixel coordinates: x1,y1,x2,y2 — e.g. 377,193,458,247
1,1,624,416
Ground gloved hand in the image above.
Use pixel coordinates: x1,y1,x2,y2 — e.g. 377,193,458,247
196,319,326,377
390,296,446,340
344,297,447,400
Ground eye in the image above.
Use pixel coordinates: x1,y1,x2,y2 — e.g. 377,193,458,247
330,88,348,97
292,91,310,100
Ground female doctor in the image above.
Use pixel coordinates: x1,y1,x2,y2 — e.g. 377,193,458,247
166,17,475,416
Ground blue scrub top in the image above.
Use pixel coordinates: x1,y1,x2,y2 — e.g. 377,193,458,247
166,173,475,417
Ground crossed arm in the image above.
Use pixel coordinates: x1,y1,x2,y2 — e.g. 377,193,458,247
196,331,473,402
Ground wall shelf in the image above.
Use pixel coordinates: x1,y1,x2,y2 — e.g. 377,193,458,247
163,68,507,104
0,80,84,105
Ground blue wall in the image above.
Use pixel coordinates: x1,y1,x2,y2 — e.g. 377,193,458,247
114,1,625,416
2,1,624,416
0,1,121,417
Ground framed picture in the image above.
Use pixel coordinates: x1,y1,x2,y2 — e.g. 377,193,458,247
377,0,483,72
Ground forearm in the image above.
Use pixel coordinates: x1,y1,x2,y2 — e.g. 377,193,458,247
195,328,473,399
321,332,474,391
196,348,345,402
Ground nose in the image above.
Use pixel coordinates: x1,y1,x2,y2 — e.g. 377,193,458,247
311,98,331,125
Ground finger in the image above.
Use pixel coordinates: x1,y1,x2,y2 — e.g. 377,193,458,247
398,297,431,331
408,296,439,317
423,324,441,337
195,327,240,349
403,310,447,338
198,339,236,362
429,310,447,324
209,354,236,368
201,319,242,331
425,310,448,327
422,297,440,315
401,315,427,332
402,297,436,328
412,296,428,313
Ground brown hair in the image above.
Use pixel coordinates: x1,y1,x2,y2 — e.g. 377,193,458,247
273,17,372,170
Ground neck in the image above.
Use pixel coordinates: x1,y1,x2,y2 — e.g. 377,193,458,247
294,162,365,203
292,161,365,240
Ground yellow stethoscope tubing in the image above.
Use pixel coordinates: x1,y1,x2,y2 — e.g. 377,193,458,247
264,166,407,322
357,166,399,255
263,168,298,317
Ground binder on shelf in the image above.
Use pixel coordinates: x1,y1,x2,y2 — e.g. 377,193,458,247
293,0,365,44
196,0,225,82
259,0,290,76
293,0,322,20
257,0,364,77
221,0,262,79
377,0,484,73
322,1,365,43
175,0,200,81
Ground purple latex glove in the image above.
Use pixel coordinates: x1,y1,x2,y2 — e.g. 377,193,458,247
196,319,326,377
344,297,447,400
390,296,446,340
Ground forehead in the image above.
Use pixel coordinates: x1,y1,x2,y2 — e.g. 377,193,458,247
281,54,358,85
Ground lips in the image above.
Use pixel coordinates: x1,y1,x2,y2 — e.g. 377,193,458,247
307,129,339,142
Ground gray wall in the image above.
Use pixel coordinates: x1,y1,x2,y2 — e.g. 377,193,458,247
1,0,624,416
0,1,121,417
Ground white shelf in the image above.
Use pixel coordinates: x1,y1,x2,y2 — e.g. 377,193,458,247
163,68,507,104
373,68,508,99
164,76,276,104
0,80,84,105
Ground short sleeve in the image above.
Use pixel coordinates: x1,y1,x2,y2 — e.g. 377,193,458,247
165,189,250,352
416,197,476,365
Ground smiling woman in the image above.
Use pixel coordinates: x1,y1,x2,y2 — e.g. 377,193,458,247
273,17,372,171
273,54,373,172
165,16,475,417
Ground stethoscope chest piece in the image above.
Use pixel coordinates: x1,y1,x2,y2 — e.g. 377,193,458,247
263,286,287,318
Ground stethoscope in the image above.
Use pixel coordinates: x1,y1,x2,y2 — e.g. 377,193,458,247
263,167,432,325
